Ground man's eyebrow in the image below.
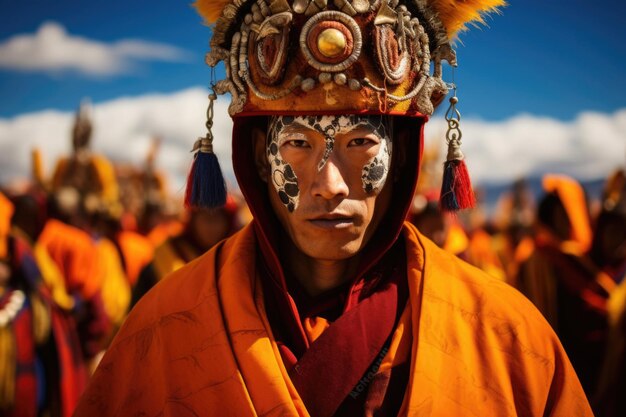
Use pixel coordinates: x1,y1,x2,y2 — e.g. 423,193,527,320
338,123,381,136
281,120,318,134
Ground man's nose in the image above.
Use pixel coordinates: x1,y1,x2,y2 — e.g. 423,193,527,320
311,155,349,200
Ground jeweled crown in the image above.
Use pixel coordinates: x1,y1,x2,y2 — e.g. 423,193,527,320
198,0,504,117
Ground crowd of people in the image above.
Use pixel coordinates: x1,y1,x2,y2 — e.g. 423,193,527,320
408,154,626,415
0,105,247,417
0,102,624,416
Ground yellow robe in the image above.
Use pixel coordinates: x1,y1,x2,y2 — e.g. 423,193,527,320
95,238,130,327
75,222,591,416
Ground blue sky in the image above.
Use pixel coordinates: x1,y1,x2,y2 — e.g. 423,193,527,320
0,0,210,116
0,0,624,193
1,0,624,120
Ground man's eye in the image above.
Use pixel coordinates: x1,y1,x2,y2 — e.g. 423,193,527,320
285,139,310,148
348,138,373,147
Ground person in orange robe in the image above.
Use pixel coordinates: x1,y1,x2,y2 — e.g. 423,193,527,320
9,192,89,417
2,191,89,417
130,196,240,308
75,1,592,416
491,178,536,285
50,102,120,218
115,230,154,288
34,194,112,366
516,174,614,398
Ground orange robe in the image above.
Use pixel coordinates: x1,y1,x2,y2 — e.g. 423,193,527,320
130,236,200,308
36,219,111,359
116,231,154,287
516,231,613,395
75,222,591,416
146,220,184,247
94,238,130,327
465,229,507,281
37,219,101,300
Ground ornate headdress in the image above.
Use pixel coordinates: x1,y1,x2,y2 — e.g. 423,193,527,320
187,0,504,210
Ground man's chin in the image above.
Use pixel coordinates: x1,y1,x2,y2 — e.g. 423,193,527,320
297,240,364,262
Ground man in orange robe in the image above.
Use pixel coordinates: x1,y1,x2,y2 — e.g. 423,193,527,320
75,1,592,416
517,174,613,396
130,197,240,307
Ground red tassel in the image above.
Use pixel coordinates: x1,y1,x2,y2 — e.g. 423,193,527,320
440,140,476,212
451,159,475,209
439,90,475,212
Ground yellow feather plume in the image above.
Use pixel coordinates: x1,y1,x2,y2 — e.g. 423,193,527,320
429,0,506,38
193,0,231,24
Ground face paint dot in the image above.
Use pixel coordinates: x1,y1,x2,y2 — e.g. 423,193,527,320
284,165,296,181
287,203,295,212
273,170,286,186
278,191,290,205
284,182,299,197
270,143,278,155
282,116,294,125
368,165,385,181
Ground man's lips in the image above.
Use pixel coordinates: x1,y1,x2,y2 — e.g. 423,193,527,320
307,213,355,230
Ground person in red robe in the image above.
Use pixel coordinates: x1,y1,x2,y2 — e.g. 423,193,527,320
75,1,593,416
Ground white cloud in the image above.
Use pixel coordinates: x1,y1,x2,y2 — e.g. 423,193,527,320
0,89,624,200
0,87,233,200
0,22,191,76
424,110,626,185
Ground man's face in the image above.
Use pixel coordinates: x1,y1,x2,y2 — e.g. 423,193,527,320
255,115,394,261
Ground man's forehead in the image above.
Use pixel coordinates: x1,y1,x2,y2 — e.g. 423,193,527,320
272,115,384,134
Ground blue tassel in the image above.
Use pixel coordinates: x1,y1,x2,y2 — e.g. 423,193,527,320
185,91,226,208
185,146,226,209
440,160,460,211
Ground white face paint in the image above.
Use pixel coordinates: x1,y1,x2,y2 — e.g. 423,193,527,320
267,116,301,213
268,115,393,213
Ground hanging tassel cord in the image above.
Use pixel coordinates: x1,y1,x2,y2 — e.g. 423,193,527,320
184,90,227,209
439,93,476,212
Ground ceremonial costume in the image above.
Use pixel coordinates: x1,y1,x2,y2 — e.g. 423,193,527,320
76,223,590,416
76,0,592,415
